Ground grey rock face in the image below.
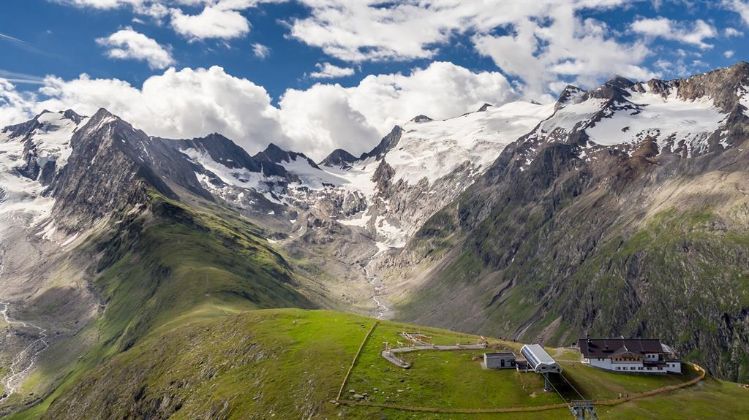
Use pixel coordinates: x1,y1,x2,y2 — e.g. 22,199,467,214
320,149,357,169
254,143,319,171
358,126,403,161
50,109,168,229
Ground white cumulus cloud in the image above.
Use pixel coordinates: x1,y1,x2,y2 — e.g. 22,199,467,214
288,0,627,63
252,42,270,59
279,61,517,158
631,17,717,49
1,62,517,160
54,0,144,8
309,63,355,79
170,5,250,40
723,0,749,26
473,7,654,98
96,28,175,69
0,79,39,128
724,27,743,37
37,67,286,153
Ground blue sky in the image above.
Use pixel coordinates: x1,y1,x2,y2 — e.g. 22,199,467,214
1,0,749,158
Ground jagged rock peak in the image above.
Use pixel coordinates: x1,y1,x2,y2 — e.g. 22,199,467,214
2,109,87,139
203,132,230,141
477,103,494,112
90,107,115,120
672,61,749,112
254,142,320,169
2,115,41,138
34,109,85,124
79,108,130,133
603,75,635,89
62,109,86,124
76,108,130,136
410,114,433,123
555,85,586,110
187,132,242,152
588,76,635,102
703,60,749,79
320,148,357,168
629,62,749,111
260,142,289,158
359,125,403,161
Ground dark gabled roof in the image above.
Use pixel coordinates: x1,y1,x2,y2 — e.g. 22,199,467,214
578,338,666,358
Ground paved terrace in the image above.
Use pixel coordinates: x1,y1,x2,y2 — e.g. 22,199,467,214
381,336,488,368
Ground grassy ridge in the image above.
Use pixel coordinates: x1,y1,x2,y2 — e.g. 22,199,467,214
24,309,749,419
90,194,314,354
6,194,748,418
6,192,316,418
43,309,368,419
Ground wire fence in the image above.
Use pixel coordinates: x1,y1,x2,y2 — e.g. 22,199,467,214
335,320,379,401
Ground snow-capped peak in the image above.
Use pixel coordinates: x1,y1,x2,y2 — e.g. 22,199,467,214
0,110,89,242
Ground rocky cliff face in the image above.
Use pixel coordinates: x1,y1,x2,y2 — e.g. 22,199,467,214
395,63,749,382
50,109,171,229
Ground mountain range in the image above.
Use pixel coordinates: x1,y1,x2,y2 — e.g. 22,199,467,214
0,62,748,417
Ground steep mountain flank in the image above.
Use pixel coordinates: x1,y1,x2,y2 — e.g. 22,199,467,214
49,109,176,229
0,110,318,414
396,63,749,382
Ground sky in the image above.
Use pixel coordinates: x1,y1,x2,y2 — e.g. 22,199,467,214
1,0,748,159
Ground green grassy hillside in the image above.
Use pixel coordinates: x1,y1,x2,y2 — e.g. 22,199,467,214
11,308,745,419
89,193,315,355
2,192,316,417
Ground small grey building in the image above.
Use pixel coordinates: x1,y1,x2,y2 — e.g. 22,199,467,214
521,344,562,374
484,352,517,369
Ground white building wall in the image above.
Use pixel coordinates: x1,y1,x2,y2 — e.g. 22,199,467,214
586,357,680,374
665,362,681,373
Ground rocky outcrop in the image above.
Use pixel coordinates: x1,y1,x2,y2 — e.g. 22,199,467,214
320,148,357,168
254,143,320,170
358,126,403,160
410,115,433,123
